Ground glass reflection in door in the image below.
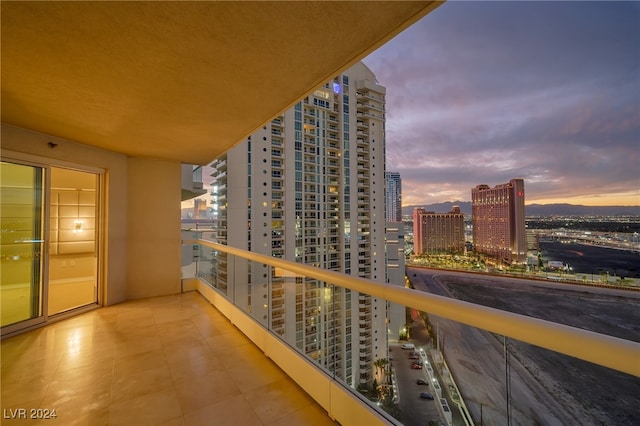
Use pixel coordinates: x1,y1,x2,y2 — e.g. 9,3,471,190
0,161,45,327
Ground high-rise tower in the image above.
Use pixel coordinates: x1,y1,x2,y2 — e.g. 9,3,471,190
471,178,526,264
210,62,387,387
384,171,405,342
385,172,402,223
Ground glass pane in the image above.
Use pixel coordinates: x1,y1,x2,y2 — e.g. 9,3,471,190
186,240,640,425
48,167,98,315
0,161,44,326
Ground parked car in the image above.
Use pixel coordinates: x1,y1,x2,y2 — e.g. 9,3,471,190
420,392,435,400
411,363,423,369
409,351,419,359
417,378,428,385
400,343,415,350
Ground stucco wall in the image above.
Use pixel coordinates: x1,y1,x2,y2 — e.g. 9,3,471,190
126,157,181,299
1,123,182,305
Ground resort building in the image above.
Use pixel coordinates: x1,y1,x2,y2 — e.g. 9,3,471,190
471,178,527,264
412,207,465,255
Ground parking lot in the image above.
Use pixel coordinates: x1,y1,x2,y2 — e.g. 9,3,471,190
390,343,442,426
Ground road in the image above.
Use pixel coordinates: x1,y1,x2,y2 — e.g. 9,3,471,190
407,267,640,426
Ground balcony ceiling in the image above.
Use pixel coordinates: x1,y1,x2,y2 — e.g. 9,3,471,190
1,1,440,165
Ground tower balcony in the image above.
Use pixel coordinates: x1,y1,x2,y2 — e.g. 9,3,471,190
3,236,637,426
2,2,635,424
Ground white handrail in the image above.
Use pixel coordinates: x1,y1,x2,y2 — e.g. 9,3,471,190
186,239,640,378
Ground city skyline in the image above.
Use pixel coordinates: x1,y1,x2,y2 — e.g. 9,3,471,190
363,1,639,207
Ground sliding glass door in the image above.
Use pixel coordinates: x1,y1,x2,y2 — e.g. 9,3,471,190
48,167,99,315
1,157,102,336
0,161,45,328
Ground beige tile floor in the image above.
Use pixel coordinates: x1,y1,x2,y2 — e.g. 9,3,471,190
1,292,337,426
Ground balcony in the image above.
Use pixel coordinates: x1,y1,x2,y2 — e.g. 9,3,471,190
176,238,640,425
1,2,452,424
2,2,637,424
1,292,336,426
359,111,383,121
327,132,339,141
356,91,382,101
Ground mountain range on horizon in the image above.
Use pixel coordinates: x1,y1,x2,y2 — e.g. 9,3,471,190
402,202,640,217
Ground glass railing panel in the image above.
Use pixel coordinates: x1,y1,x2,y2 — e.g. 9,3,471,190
181,226,218,282
183,238,640,426
195,243,230,297
189,244,398,421
412,313,640,426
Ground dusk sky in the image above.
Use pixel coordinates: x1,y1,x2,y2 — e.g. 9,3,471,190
363,1,639,207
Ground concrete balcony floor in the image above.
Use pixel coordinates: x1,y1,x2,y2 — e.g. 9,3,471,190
1,292,337,426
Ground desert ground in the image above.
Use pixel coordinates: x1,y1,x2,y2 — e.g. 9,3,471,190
409,268,640,426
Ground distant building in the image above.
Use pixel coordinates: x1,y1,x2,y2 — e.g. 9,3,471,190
413,207,426,255
413,207,465,255
385,172,402,222
193,198,207,219
384,222,405,341
471,178,526,264
384,172,405,341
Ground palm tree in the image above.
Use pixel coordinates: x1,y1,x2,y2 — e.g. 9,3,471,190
374,357,389,383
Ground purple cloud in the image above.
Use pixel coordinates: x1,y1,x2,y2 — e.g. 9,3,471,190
364,1,640,205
